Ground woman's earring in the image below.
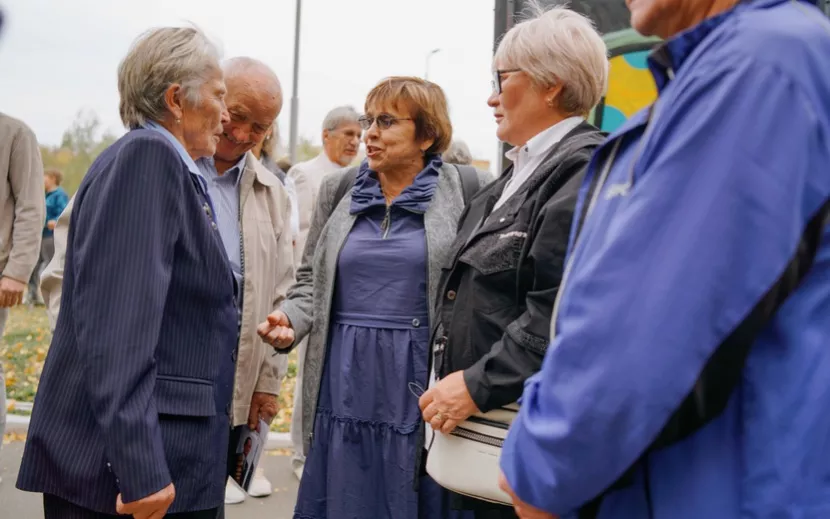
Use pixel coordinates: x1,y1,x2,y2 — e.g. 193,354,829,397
176,118,182,124
546,98,556,108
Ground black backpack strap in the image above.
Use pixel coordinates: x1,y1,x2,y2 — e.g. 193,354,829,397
579,196,830,518
455,164,481,205
655,196,829,447
331,167,359,213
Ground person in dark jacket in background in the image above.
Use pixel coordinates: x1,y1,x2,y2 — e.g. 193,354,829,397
418,3,608,517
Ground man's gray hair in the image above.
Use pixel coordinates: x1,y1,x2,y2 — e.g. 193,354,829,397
495,1,608,115
322,105,360,132
118,26,222,128
222,56,282,93
442,140,473,165
260,120,279,160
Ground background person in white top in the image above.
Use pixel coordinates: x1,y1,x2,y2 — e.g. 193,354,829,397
286,105,361,480
288,105,362,264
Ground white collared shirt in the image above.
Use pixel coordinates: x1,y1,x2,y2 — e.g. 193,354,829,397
493,116,584,211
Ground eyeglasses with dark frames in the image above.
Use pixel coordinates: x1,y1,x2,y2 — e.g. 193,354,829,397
358,114,413,131
491,68,521,94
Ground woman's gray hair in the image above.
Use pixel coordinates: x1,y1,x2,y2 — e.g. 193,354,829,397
495,1,608,116
442,140,473,165
322,105,360,132
118,26,222,128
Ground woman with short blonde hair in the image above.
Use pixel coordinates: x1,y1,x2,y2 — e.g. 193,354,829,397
259,76,490,518
494,2,607,117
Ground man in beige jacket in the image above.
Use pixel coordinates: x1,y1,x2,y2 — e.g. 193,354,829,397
39,58,294,503
0,111,45,464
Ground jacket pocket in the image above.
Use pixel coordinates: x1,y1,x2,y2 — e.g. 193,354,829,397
459,230,526,275
155,375,216,417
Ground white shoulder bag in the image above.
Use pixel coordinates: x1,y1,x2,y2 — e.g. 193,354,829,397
423,366,519,505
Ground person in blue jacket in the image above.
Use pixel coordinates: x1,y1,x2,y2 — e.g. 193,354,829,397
25,169,69,305
497,0,830,517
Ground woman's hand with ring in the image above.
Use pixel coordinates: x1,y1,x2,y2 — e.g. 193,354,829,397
257,310,295,350
418,371,480,434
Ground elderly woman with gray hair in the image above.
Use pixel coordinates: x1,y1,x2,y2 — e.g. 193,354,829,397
17,27,234,519
417,4,608,517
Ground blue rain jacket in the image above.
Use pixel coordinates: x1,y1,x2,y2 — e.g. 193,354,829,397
500,0,830,517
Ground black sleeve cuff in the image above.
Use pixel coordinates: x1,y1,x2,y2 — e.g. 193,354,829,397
463,364,493,413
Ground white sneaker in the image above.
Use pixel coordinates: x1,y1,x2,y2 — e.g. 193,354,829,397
247,468,272,498
224,478,246,505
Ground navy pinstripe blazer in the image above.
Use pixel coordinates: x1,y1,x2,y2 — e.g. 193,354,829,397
16,129,239,514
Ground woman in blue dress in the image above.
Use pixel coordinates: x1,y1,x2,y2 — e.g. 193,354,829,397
259,76,491,519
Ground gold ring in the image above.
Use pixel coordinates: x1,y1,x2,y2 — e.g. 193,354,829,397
434,412,444,422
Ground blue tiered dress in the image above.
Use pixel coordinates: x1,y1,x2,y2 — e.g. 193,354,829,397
293,159,472,519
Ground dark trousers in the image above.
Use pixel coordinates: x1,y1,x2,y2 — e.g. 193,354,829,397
43,494,223,519
26,235,54,303
450,493,518,519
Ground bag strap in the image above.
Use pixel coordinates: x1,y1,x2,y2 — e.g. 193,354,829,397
579,197,830,519
454,164,480,206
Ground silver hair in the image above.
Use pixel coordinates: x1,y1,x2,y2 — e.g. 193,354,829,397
118,26,222,128
222,56,282,94
442,140,473,165
495,0,608,115
322,105,360,132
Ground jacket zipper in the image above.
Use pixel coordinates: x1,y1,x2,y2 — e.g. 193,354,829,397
550,72,668,337
381,205,392,239
550,140,620,337
450,426,504,448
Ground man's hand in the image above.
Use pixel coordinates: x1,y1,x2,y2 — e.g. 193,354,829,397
499,473,558,519
0,276,25,308
418,371,480,434
116,483,175,519
248,392,279,429
257,310,295,350
47,220,57,231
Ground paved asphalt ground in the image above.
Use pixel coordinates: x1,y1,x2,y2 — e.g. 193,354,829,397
0,441,300,519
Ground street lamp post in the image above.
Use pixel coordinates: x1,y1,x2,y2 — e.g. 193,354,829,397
288,0,302,164
424,48,441,81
